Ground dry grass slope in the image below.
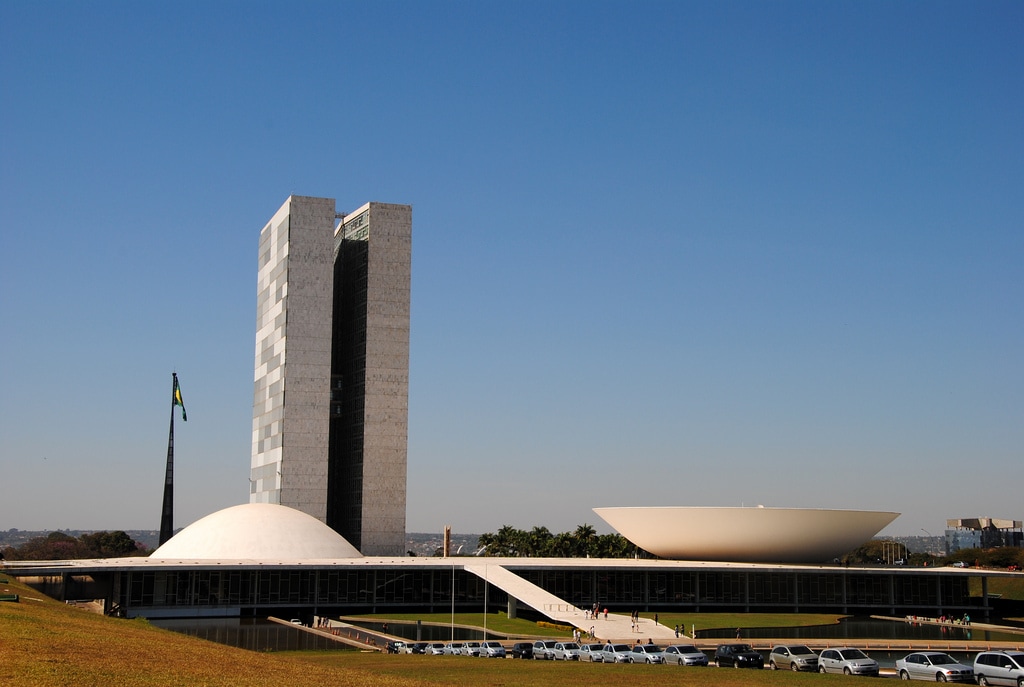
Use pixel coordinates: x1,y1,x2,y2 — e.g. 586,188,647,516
0,576,862,686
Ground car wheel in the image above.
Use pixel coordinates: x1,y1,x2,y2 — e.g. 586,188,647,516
770,661,778,670
900,670,910,680
819,665,827,674
844,667,852,675
735,661,741,668
791,663,799,672
716,660,722,668
977,677,989,687
937,675,947,683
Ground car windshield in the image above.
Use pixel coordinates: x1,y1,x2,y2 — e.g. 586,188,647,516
563,643,579,650
732,644,753,652
613,645,630,651
840,649,868,660
1007,654,1024,667
790,646,813,655
927,654,956,665
677,645,699,653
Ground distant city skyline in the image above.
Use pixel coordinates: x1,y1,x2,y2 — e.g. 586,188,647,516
1,2,1021,538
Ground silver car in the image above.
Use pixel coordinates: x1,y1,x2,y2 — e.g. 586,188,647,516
552,642,581,660
896,652,974,683
663,644,708,666
974,650,1024,686
601,643,633,663
817,647,879,676
629,644,665,664
532,640,557,660
769,644,818,672
480,641,506,658
579,643,605,662
460,641,481,657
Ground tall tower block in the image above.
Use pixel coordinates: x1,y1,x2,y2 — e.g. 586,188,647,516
251,196,411,556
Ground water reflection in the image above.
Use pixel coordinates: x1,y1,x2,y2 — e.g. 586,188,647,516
152,618,346,652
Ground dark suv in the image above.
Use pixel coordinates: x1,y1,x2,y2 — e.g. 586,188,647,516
510,642,533,659
715,643,764,669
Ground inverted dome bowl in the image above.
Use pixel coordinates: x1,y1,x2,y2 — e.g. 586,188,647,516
593,506,898,563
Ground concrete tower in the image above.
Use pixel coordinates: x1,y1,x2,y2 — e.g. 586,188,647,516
251,196,411,555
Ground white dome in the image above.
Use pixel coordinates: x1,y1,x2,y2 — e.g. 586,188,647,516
150,503,363,560
594,506,899,564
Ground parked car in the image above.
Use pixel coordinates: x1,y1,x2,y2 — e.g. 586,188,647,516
552,642,581,660
509,642,533,659
663,644,708,666
442,642,462,655
385,641,403,654
532,640,558,660
896,652,974,682
426,643,446,655
769,644,818,672
460,641,481,657
579,643,605,662
630,644,665,664
817,647,879,676
601,643,634,663
950,561,968,568
714,643,764,669
480,641,506,658
408,642,429,654
974,650,1024,686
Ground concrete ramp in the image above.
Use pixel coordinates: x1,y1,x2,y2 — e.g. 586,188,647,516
462,563,678,642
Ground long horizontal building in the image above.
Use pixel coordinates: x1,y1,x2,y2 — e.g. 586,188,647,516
6,555,1011,627
6,504,1011,626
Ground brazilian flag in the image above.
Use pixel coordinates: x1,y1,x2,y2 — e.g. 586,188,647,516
173,373,187,422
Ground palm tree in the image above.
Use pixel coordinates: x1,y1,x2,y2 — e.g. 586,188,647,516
573,523,597,557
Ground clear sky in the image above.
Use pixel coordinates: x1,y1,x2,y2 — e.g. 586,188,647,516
1,1,1021,540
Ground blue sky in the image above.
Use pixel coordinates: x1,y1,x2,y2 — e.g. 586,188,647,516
1,1,1021,539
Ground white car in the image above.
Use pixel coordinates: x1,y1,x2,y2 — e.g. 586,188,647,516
896,652,974,682
460,641,481,657
552,642,581,660
426,643,447,655
663,644,708,666
817,647,879,676
480,641,506,658
442,642,461,655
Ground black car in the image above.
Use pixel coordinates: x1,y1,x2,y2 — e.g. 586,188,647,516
510,642,534,659
715,643,764,669
408,642,429,654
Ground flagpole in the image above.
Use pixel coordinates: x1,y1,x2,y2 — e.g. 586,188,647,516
159,373,177,546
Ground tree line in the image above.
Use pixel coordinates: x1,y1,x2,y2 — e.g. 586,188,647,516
474,524,638,558
0,531,151,561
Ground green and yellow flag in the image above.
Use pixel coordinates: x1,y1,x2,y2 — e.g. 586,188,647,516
173,373,187,422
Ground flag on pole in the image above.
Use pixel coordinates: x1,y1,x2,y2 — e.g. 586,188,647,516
173,373,187,421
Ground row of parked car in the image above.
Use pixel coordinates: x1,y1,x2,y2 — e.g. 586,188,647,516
391,639,1024,684
711,643,1024,685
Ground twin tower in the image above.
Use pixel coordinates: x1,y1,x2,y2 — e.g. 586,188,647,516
250,196,412,556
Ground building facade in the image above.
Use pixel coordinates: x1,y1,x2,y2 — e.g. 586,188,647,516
251,196,411,555
945,518,1023,555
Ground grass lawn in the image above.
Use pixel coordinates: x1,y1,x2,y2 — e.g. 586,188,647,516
0,576,861,687
969,575,1024,600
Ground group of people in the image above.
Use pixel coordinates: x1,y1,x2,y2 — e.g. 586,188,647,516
583,603,608,620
